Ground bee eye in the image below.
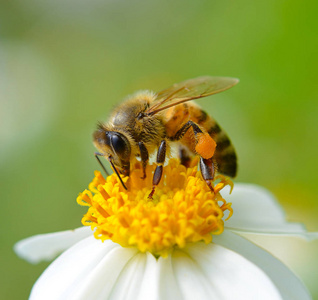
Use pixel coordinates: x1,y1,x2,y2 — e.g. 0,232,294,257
110,134,127,155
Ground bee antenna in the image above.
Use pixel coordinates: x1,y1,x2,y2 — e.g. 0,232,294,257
95,152,110,176
109,158,128,190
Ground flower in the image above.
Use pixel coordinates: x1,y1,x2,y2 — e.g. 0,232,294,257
15,159,316,300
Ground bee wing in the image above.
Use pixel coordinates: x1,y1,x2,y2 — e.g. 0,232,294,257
146,76,239,116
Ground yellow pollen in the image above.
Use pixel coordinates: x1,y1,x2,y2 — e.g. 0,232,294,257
77,158,233,257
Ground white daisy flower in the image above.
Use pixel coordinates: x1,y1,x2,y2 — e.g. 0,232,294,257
15,159,316,300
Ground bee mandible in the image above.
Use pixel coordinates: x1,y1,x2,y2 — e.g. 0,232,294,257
93,76,239,198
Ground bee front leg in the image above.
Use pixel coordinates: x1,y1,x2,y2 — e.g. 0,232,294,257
148,140,166,199
199,157,216,193
138,142,149,179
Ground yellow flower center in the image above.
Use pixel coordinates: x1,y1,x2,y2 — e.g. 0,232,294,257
77,158,233,257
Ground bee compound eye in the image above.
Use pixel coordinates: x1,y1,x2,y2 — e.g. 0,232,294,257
110,134,128,156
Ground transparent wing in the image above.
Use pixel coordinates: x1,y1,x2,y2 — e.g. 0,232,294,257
146,76,239,116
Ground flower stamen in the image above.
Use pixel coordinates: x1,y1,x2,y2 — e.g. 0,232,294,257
77,159,233,257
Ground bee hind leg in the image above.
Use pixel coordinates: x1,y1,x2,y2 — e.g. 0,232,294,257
148,140,166,199
199,157,216,193
172,120,216,160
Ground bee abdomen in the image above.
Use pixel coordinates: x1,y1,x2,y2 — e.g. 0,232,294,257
213,144,237,177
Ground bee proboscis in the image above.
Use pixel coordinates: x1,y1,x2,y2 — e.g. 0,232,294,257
93,76,239,197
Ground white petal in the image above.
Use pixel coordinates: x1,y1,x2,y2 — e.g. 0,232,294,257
223,183,318,239
156,255,184,299
109,252,159,300
172,243,281,300
214,230,312,300
70,244,139,300
14,227,92,264
30,236,138,300
29,231,310,300
29,236,283,300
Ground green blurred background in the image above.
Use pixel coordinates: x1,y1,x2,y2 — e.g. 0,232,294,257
1,0,317,299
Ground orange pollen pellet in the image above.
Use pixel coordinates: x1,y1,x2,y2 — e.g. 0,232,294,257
195,133,216,159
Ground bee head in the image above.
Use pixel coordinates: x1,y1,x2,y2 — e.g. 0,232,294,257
93,128,131,176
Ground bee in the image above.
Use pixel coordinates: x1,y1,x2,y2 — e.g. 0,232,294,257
93,76,239,198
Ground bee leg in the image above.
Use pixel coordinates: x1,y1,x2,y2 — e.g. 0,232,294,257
148,140,166,199
94,152,110,176
172,120,216,160
172,120,202,141
199,157,215,193
138,142,149,179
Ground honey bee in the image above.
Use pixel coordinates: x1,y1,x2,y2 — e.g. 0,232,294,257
93,76,238,198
